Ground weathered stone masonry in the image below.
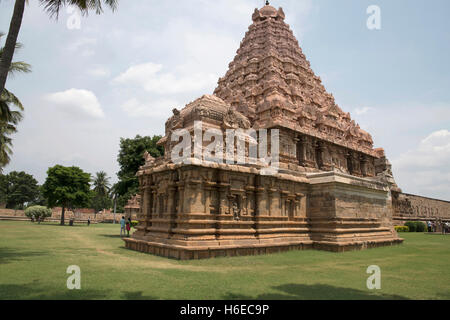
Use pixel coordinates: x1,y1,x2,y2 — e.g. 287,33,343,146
392,193,450,224
123,4,404,259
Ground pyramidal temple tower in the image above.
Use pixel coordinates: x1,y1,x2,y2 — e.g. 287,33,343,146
123,3,403,259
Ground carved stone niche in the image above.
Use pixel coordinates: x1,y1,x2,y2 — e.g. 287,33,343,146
227,194,242,221
360,155,369,177
314,141,326,170
295,135,304,166
346,151,354,175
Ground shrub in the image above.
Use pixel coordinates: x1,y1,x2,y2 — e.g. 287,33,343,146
395,226,409,232
404,221,427,232
404,222,416,232
131,220,139,228
415,221,426,232
24,206,52,223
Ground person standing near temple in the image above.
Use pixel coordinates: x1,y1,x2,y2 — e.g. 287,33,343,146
120,216,126,237
126,218,131,237
87,217,91,227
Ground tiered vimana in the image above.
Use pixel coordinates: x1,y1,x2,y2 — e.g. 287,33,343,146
123,3,403,259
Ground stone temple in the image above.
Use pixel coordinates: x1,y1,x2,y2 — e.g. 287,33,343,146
123,3,405,259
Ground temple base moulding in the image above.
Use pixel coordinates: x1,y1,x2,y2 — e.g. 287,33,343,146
123,237,403,260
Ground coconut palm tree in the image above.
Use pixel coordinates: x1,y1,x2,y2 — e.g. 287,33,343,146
91,171,112,214
0,33,31,170
0,114,22,171
0,0,118,96
93,171,111,197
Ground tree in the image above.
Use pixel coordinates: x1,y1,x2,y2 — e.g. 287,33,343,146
0,32,31,170
90,171,112,213
0,0,118,96
93,171,110,197
30,185,47,207
116,135,163,211
0,171,40,209
90,190,112,213
42,165,91,225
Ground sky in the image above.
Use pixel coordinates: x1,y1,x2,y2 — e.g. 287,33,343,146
0,0,449,200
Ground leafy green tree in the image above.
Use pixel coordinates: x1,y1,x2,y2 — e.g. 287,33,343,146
42,165,91,225
0,171,40,209
30,185,47,207
24,205,52,223
116,135,163,211
0,0,118,96
90,190,112,213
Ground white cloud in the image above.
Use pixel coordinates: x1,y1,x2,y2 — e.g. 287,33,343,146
87,65,111,78
121,98,179,118
45,89,105,119
394,130,450,168
392,130,450,200
421,129,450,145
66,37,97,57
354,106,373,115
113,62,218,94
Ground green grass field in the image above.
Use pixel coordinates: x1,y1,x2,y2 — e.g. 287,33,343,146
0,220,449,300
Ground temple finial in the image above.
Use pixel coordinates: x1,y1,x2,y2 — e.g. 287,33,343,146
266,0,270,5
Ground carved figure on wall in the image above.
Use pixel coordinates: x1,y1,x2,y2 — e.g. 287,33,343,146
171,108,183,130
224,109,240,129
143,151,156,166
232,197,241,221
195,105,210,118
223,108,251,130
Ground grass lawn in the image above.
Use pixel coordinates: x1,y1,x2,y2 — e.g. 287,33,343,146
0,220,449,300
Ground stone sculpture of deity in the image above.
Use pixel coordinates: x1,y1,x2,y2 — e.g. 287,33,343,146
232,197,241,221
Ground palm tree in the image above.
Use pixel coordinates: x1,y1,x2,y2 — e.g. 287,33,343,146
0,33,31,170
108,182,119,224
0,110,22,170
0,0,118,96
91,171,111,214
93,171,111,197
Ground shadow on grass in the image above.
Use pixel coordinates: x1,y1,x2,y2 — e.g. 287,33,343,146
121,291,157,300
0,247,45,265
436,291,450,299
100,234,125,239
27,222,89,228
0,283,108,300
0,283,158,300
223,283,409,300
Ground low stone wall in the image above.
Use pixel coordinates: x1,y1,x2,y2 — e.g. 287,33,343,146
0,209,25,217
0,208,124,223
393,192,450,224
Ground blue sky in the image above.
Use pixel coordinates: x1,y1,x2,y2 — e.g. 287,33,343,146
1,0,449,200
